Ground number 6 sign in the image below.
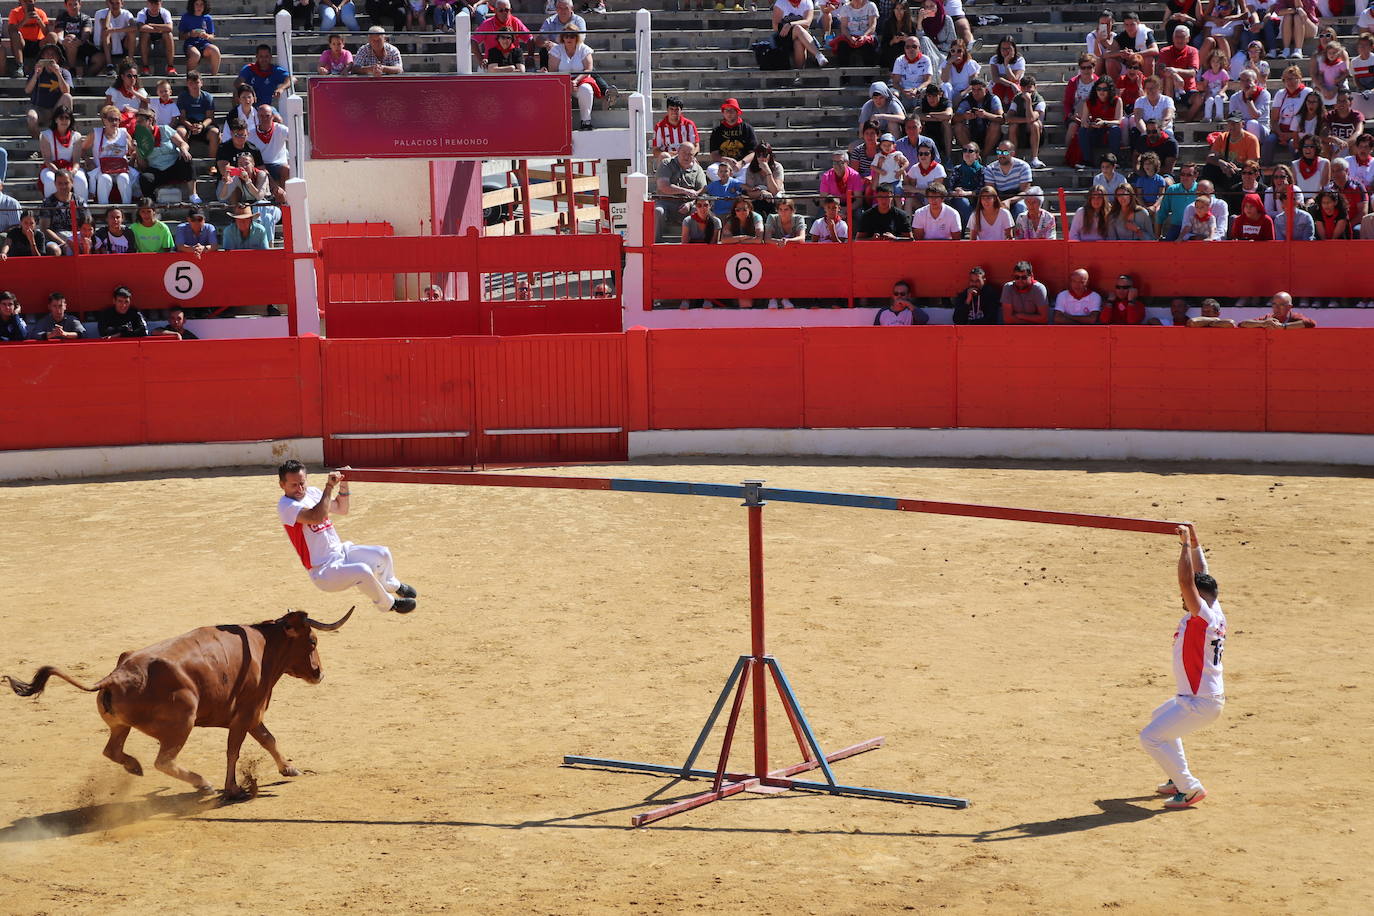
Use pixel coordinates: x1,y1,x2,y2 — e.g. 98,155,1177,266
163,260,205,301
725,252,763,291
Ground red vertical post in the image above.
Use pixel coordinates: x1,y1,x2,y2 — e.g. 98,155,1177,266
1058,187,1071,240
745,481,768,777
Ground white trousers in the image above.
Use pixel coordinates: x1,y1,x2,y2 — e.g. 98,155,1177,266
1139,695,1225,794
309,542,401,611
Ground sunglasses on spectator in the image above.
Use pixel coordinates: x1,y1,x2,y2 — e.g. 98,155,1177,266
996,149,1010,156
1116,284,1132,289
963,147,978,153
918,150,932,156
1080,65,1094,71
104,115,119,122
1242,169,1259,175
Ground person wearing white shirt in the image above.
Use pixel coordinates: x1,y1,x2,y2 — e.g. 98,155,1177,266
1051,269,1103,325
246,103,290,197
1131,78,1176,134
1346,134,1374,191
910,182,962,238
891,38,934,105
1195,179,1230,238
135,0,176,75
95,0,137,71
1093,153,1128,195
1228,69,1271,141
1013,185,1057,238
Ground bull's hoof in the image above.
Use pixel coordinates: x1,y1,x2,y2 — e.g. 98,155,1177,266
220,785,251,802
280,766,300,777
124,759,144,776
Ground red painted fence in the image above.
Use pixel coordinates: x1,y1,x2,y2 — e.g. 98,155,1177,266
4,328,1371,461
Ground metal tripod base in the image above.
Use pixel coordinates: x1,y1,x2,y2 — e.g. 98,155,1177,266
564,655,969,827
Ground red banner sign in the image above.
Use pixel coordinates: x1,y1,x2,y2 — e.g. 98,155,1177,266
309,74,573,159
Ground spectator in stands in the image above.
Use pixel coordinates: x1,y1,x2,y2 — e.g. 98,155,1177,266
538,0,584,70
1156,161,1200,238
1310,189,1349,239
1131,117,1179,173
216,117,259,173
152,304,197,338
1325,90,1365,161
911,182,961,239
1196,177,1230,234
860,81,906,134
918,83,953,153
1005,75,1046,169
1231,38,1269,84
134,106,197,202
704,158,743,217
1204,112,1262,204
219,150,278,237
1230,192,1275,239
150,78,180,127
39,170,88,254
809,195,850,242
819,149,861,202
1235,156,1267,202
877,1,914,71
679,199,718,300
1277,0,1318,61
353,25,404,76
870,132,909,197
39,107,87,201
136,0,176,75
1013,185,1056,238
653,97,698,165
891,39,933,108
1088,10,1119,76
108,64,149,126
248,104,291,195
179,0,219,74
987,35,1025,110
763,195,806,256
1051,269,1103,324
319,0,359,32
317,31,352,75
85,105,139,204
483,29,526,72
1130,74,1176,142
1292,133,1329,194
224,84,261,134
1239,292,1316,327
945,141,983,222
1063,54,1098,166
1326,157,1367,229
471,1,530,62
1186,298,1236,327
915,0,956,63
174,203,216,255
1351,30,1374,119
1159,25,1200,114
1112,11,1159,77
99,286,149,337
847,120,883,187
771,0,826,79
1099,274,1147,323
1068,184,1112,240
1267,66,1310,163
1110,183,1156,239
968,185,1012,240
954,78,1003,158
655,140,706,239
238,44,293,108
710,100,758,171
93,206,133,252
1347,133,1374,193
129,197,174,251
365,0,406,33
1094,152,1127,195
23,45,73,142
938,38,977,103
26,292,85,339
4,0,47,78
1001,260,1048,324
874,284,927,325
0,180,19,232
901,143,941,209
743,143,785,215
552,26,613,132
1230,68,1270,144
894,114,939,167
0,290,25,342
985,140,1031,219
174,70,219,166
1267,161,1303,210
1078,77,1126,172
831,0,879,68
95,0,137,77
52,0,99,77
1177,191,1219,240
949,266,999,323
223,201,270,249
856,186,913,239
275,0,315,31
2,209,60,257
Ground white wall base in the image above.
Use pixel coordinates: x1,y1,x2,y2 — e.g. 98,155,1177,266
631,428,1374,466
0,438,325,482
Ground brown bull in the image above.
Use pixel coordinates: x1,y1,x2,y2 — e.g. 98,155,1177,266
3,606,354,799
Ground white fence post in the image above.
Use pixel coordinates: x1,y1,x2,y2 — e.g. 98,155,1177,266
456,10,472,74
635,9,652,112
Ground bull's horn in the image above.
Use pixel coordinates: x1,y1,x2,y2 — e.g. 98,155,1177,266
306,606,355,631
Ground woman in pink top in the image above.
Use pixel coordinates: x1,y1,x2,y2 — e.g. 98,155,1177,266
1310,36,1350,106
317,33,353,75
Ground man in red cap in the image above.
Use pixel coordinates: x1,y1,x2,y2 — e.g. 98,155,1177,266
709,98,757,174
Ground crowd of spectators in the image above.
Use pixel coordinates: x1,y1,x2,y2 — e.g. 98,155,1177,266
0,285,201,340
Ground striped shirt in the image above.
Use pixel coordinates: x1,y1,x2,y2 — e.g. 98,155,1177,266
654,116,699,155
985,157,1032,196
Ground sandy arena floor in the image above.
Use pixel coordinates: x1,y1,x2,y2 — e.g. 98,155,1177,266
0,458,1371,914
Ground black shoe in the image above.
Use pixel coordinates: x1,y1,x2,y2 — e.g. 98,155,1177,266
579,119,594,131
396,583,418,599
390,597,417,614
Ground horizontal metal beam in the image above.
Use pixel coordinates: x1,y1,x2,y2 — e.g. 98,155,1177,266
330,431,469,440
483,427,623,436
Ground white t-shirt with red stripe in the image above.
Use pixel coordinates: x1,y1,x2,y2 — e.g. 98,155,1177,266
278,486,345,570
1172,599,1226,697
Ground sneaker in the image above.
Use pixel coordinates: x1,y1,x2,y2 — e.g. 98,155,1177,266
396,583,418,598
166,66,177,76
1030,157,1046,168
13,67,24,79
815,52,828,67
679,299,692,309
189,193,202,204
1156,779,1178,796
732,2,744,8
767,298,780,308
104,65,116,76
390,597,417,614
579,119,593,131
780,298,795,308
1326,300,1340,309
823,32,836,45
1164,787,1206,809
714,0,724,7
1291,48,1304,59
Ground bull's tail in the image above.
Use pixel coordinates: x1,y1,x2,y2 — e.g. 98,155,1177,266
3,666,103,698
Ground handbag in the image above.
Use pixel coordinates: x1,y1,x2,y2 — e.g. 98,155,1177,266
99,156,130,174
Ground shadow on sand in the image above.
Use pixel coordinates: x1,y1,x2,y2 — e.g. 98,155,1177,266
0,784,281,843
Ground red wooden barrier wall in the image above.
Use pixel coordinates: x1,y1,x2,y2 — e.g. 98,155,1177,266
645,240,1374,303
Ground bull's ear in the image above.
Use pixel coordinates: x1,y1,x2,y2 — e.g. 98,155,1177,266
279,610,311,636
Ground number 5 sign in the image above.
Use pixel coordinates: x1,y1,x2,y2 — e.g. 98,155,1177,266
725,252,762,291
163,261,205,301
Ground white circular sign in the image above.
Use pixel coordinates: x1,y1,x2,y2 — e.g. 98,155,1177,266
725,252,763,291
163,260,205,301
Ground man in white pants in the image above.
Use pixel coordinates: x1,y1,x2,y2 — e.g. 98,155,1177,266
276,460,417,614
1140,526,1226,809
